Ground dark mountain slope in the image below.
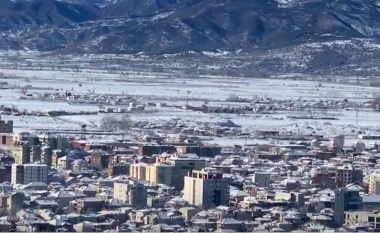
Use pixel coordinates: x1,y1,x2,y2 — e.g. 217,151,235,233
101,0,181,17
85,0,380,53
0,0,101,31
1,0,380,55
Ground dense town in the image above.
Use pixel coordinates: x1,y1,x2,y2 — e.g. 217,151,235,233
0,108,378,233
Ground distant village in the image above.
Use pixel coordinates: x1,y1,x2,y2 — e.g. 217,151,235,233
0,106,377,233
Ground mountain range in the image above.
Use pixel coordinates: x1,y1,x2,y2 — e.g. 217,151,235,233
1,0,380,57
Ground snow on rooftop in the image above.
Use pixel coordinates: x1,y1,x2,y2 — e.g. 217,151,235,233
169,153,201,160
216,119,238,128
24,163,47,167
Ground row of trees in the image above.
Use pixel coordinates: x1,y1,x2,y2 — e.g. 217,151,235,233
100,114,132,132
373,96,380,112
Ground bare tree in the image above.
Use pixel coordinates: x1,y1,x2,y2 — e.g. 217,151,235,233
100,114,132,132
314,203,325,213
372,96,380,112
100,116,117,132
298,205,308,214
257,71,271,79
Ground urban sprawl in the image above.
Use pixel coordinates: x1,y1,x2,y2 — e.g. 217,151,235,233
0,71,380,233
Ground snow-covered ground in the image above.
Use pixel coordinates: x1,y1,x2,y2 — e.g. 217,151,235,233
0,67,377,101
1,54,380,146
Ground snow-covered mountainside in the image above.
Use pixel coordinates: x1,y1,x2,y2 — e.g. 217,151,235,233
2,0,380,72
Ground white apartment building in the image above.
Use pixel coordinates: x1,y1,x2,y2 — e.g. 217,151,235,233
11,164,24,184
183,169,229,208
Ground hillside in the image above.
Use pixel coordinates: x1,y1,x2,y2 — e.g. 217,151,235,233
1,0,380,73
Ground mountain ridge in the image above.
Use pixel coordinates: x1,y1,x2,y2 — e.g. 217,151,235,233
1,0,380,57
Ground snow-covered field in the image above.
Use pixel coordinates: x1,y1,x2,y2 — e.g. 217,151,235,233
1,53,380,146
0,67,378,101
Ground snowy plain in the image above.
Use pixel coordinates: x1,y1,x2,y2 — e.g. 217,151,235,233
0,52,380,146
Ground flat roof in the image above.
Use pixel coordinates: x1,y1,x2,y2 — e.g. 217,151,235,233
24,163,48,167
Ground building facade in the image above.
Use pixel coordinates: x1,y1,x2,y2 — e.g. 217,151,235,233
0,116,13,133
23,163,48,184
253,171,271,188
183,169,230,209
11,164,24,184
334,186,363,226
129,163,148,181
169,153,206,190
335,165,363,187
146,163,174,186
113,180,147,208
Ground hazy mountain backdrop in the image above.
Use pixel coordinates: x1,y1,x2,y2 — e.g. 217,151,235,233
1,0,380,55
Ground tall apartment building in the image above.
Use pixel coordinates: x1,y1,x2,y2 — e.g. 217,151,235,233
12,142,31,165
369,173,380,194
183,169,230,209
334,186,363,227
11,164,24,185
253,171,271,188
335,165,363,187
168,153,206,190
108,159,130,177
0,116,13,133
30,145,42,163
41,145,53,168
146,163,174,186
129,162,148,181
12,163,48,184
113,180,147,208
0,115,13,147
24,163,48,184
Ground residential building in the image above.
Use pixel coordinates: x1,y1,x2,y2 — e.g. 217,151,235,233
345,210,380,229
335,165,363,187
7,192,24,213
23,163,48,184
0,116,13,133
369,173,380,194
49,190,75,208
138,144,176,156
109,162,130,177
41,145,53,168
334,185,363,227
0,165,12,183
130,162,148,181
146,162,174,186
129,182,147,208
108,156,128,176
168,153,206,190
90,151,111,169
30,145,42,163
113,180,147,208
72,197,104,212
12,142,30,165
0,133,12,146
11,164,24,184
253,171,271,187
183,169,230,209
